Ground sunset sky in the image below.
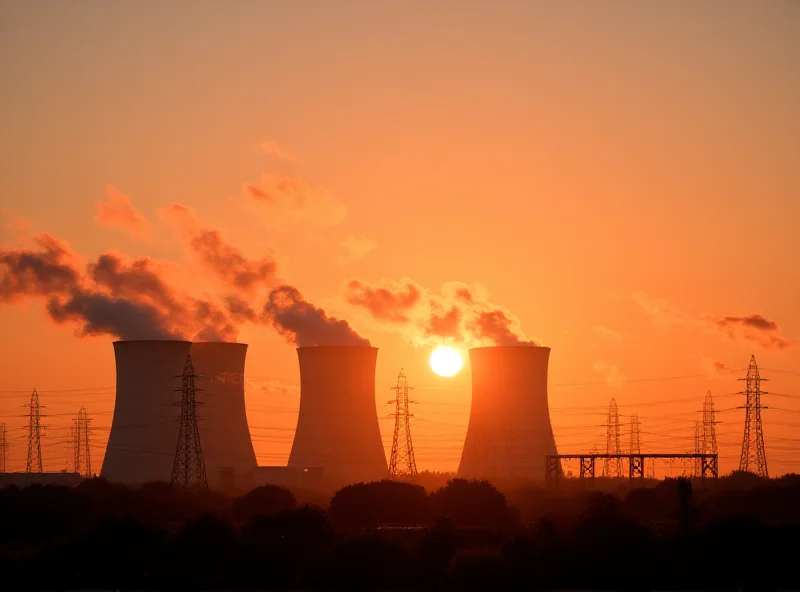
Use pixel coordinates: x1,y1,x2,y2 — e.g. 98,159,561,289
1,1,799,477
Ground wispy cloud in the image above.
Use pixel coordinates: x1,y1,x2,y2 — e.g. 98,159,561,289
593,361,627,388
261,140,294,162
94,185,152,241
634,291,795,351
594,325,622,342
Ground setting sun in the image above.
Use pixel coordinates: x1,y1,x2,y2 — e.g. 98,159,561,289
429,346,464,377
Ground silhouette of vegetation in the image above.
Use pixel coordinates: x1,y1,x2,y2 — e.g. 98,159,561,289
2,474,800,589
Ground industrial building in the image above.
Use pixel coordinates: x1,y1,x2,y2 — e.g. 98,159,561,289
288,346,388,485
101,340,258,487
458,345,559,481
101,340,189,484
190,342,257,489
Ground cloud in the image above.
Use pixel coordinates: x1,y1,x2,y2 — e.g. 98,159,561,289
701,357,733,378
593,362,627,388
243,173,347,228
634,290,795,351
632,291,691,326
47,289,180,341
594,326,622,342
160,203,278,291
345,278,421,322
261,140,294,162
706,313,794,350
338,235,377,263
94,185,152,241
263,285,370,347
344,277,539,347
0,234,82,302
1,234,238,341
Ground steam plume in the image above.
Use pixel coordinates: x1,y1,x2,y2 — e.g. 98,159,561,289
264,285,370,347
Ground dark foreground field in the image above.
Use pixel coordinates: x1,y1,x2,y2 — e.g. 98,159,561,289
3,472,800,591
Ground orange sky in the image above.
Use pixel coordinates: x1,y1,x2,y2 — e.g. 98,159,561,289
1,1,799,478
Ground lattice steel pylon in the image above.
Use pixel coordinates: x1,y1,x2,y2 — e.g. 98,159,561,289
604,398,622,477
703,391,718,456
74,407,92,478
26,388,43,473
0,423,7,473
388,369,418,478
738,355,768,477
171,355,207,490
630,413,641,455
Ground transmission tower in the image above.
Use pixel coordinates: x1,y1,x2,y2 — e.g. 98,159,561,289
604,398,622,477
702,391,719,456
738,355,768,477
630,413,641,455
74,407,92,478
388,369,418,478
0,423,7,473
26,388,43,473
171,355,207,490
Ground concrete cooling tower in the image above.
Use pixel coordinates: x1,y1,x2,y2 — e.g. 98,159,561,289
458,346,558,481
101,340,190,484
288,346,387,485
190,342,257,489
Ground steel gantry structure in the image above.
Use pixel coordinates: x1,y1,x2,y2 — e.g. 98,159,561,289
546,453,718,482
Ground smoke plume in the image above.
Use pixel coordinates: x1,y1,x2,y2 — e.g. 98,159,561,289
264,285,370,347
160,203,278,291
344,278,539,346
0,234,81,301
0,236,237,341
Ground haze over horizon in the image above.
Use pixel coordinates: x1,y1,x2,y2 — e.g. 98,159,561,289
1,1,799,476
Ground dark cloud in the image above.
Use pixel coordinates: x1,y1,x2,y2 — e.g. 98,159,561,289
190,230,277,291
714,314,779,332
344,279,421,322
0,234,81,301
47,289,179,340
709,313,793,350
264,285,370,347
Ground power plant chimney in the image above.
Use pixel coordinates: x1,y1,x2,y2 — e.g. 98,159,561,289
288,346,387,485
190,342,257,488
458,345,558,481
101,340,190,484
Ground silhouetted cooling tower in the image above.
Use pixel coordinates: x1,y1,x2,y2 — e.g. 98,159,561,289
101,340,190,484
288,346,387,485
190,342,257,488
458,346,558,481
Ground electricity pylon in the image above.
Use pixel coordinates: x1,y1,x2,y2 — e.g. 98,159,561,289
74,407,92,478
171,355,207,490
604,398,622,477
26,389,43,473
388,369,418,478
703,391,719,456
738,355,768,477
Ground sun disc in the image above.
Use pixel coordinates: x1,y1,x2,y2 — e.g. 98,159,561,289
429,346,464,377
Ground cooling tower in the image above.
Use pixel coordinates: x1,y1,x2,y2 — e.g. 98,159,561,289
458,346,558,481
190,342,257,488
101,340,191,484
288,346,387,485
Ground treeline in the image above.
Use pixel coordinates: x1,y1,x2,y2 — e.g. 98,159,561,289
1,474,800,590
